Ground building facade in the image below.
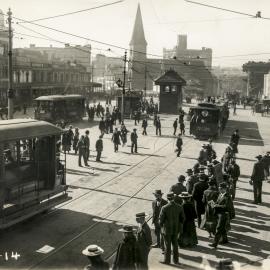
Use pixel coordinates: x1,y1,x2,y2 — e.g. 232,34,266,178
163,35,212,68
128,4,217,97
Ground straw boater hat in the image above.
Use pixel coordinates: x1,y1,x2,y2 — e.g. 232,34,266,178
179,192,192,198
119,225,136,233
82,245,104,257
153,189,163,196
135,212,148,218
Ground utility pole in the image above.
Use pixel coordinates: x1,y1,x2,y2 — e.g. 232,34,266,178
7,8,14,119
121,51,127,121
144,65,147,98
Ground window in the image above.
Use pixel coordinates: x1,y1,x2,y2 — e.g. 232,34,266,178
164,86,170,93
171,85,177,92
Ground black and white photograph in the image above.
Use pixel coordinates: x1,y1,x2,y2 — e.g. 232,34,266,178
0,0,270,269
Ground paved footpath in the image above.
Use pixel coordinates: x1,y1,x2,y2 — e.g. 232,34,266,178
0,105,269,270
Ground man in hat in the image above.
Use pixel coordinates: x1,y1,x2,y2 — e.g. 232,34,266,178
198,144,208,164
159,192,185,265
227,160,240,200
212,159,223,186
173,118,178,136
169,175,187,202
178,192,198,248
251,155,265,204
175,134,183,157
85,130,90,161
95,135,103,162
135,212,152,269
152,190,167,250
112,128,121,152
112,225,137,270
192,173,209,227
99,117,106,135
201,178,219,238
77,135,88,167
131,129,138,154
156,116,161,136
82,244,109,270
186,169,198,194
261,152,270,180
209,182,234,248
66,125,74,153
230,129,240,154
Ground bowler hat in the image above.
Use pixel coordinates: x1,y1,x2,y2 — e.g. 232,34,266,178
179,192,192,198
178,175,186,182
119,225,136,233
136,212,147,218
186,168,193,173
167,192,174,200
82,245,104,257
219,182,227,189
133,128,137,131
256,155,262,159
199,173,206,181
153,189,163,196
208,178,216,186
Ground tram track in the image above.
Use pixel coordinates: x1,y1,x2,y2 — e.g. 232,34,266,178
29,135,195,269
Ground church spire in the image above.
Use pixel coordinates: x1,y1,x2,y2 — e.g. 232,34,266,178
129,3,147,46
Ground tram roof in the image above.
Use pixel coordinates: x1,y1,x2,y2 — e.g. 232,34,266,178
35,94,85,101
0,119,62,142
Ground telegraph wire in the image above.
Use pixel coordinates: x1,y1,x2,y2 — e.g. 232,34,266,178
185,0,270,20
15,1,125,23
11,12,270,62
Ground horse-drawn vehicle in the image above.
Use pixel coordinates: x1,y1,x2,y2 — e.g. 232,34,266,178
34,94,85,125
0,119,68,229
189,102,229,139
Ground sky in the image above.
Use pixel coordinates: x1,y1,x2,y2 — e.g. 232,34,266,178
1,0,270,67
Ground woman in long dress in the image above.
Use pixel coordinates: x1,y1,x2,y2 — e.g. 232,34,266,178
178,192,198,248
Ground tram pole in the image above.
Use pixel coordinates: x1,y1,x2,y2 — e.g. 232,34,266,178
121,51,127,122
7,8,14,119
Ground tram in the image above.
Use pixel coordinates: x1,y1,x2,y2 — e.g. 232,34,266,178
0,119,68,229
189,102,229,139
34,94,85,124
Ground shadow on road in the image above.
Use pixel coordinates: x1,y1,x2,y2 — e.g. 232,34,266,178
215,119,264,147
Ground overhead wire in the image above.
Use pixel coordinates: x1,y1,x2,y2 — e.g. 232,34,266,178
18,0,124,23
184,0,270,20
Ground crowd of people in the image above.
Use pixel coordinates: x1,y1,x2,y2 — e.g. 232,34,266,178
78,125,270,270
57,101,270,270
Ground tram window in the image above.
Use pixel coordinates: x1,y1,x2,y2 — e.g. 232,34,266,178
4,140,35,167
164,86,170,93
171,85,177,92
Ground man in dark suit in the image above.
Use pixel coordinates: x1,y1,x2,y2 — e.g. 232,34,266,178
251,155,265,204
152,190,167,250
192,173,209,227
112,225,137,270
135,212,152,270
209,182,233,248
131,129,138,154
159,192,185,265
84,130,90,161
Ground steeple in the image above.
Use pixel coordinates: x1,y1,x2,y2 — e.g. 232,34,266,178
129,4,147,46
